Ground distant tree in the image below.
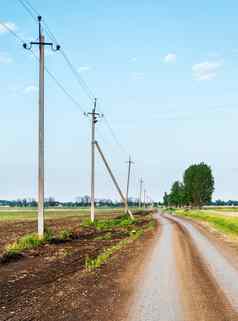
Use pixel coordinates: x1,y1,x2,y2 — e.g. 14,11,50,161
45,197,57,207
183,162,214,208
169,181,185,207
163,192,170,206
82,195,91,206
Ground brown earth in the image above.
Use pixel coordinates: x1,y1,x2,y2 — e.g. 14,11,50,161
0,213,158,321
0,213,120,255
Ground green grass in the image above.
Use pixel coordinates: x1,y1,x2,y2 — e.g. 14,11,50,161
203,206,238,212
0,208,136,222
3,227,60,259
85,229,144,272
175,209,238,237
5,233,49,257
2,210,155,263
82,215,135,231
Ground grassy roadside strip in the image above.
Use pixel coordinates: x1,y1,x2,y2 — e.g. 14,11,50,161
85,220,156,272
175,209,238,237
1,228,74,262
1,211,157,263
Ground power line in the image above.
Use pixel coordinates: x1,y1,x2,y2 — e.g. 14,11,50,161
0,21,25,43
5,2,147,204
17,0,132,160
17,0,96,102
1,18,86,114
16,0,146,190
103,116,129,156
30,50,86,114
17,0,37,21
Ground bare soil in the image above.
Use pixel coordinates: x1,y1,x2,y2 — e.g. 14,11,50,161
0,213,158,321
0,214,119,255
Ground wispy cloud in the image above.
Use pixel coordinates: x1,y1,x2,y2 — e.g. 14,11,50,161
0,52,13,64
164,53,176,63
131,72,144,80
24,85,37,94
130,57,137,62
0,22,17,34
192,61,222,80
78,65,91,73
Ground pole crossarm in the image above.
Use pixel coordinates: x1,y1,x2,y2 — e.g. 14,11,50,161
22,16,60,52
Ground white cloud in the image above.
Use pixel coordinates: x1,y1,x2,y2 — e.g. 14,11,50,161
24,85,37,94
192,61,222,80
164,53,176,63
78,65,91,73
0,22,17,35
0,52,12,64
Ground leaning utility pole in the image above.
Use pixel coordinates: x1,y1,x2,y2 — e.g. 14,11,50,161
125,156,134,214
139,178,143,208
86,98,102,222
23,16,60,237
95,141,134,219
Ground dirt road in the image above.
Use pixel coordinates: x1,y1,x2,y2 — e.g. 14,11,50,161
127,212,238,321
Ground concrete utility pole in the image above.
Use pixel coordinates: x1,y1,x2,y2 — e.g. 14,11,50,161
86,98,102,222
23,16,60,237
95,141,134,219
144,189,146,209
125,156,134,214
139,178,143,208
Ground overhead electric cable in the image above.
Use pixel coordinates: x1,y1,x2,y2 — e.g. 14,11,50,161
16,0,145,188
0,21,25,43
17,0,96,102
29,50,86,114
1,19,86,114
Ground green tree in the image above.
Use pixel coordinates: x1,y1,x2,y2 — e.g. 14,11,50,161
169,181,185,207
183,162,214,207
163,192,170,207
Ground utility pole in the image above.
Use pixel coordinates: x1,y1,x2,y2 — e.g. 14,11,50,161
86,98,102,222
23,16,60,237
144,189,146,209
139,178,143,208
125,156,134,214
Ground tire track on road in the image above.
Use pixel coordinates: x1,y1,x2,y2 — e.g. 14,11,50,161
167,214,238,321
127,213,238,321
169,214,238,316
128,214,184,321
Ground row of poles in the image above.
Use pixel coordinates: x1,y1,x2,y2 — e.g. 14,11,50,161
23,16,150,237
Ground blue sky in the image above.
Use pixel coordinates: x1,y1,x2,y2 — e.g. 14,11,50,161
1,0,238,201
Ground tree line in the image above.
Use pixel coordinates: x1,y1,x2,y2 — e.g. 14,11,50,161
163,162,215,208
0,196,156,208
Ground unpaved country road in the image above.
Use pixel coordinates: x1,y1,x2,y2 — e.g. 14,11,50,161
127,212,238,321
